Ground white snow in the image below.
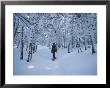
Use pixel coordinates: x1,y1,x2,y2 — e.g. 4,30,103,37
13,45,97,75
27,65,35,69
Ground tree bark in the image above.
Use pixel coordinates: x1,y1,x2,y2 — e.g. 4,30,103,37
68,42,70,53
90,35,95,54
20,27,24,60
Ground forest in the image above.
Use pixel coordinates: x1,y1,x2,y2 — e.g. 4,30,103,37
13,13,97,62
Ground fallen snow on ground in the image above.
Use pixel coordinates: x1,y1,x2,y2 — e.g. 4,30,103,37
13,45,97,75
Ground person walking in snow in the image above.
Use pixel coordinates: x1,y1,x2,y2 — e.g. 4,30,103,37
51,43,57,61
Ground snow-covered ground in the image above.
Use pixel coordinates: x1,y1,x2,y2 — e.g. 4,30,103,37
13,45,97,75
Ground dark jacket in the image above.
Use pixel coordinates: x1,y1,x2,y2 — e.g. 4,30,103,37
51,43,57,53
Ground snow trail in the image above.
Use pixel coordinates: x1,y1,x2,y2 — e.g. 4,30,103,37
14,45,97,75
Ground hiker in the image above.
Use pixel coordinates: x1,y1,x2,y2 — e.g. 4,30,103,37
51,43,57,61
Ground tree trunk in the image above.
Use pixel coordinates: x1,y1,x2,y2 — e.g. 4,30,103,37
68,42,70,53
64,37,66,48
14,21,19,39
92,41,95,54
84,37,87,50
90,35,95,54
35,45,37,52
49,41,51,49
20,27,23,60
71,36,74,48
17,41,20,48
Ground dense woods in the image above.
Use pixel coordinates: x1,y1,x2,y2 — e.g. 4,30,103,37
13,13,97,61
